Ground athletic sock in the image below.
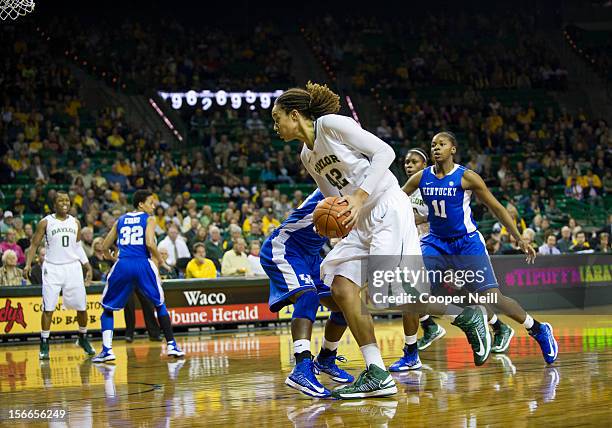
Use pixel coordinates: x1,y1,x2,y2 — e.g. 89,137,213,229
524,314,542,333
406,342,418,354
360,343,386,371
319,338,340,358
405,334,418,346
488,314,502,333
294,339,312,363
420,315,436,328
78,326,87,339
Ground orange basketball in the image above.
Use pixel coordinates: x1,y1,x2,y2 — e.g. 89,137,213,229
313,197,352,238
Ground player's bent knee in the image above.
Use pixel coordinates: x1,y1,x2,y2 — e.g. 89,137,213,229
292,291,319,323
329,311,347,326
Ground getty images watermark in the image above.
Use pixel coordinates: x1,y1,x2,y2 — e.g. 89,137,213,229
365,255,499,311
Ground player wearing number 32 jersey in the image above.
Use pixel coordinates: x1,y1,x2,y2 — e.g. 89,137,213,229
93,190,184,363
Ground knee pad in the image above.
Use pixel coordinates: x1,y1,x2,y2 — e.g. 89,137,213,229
156,304,169,317
292,291,319,323
329,311,347,326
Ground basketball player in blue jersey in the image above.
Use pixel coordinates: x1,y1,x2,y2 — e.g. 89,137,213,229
402,132,558,365
92,190,185,362
260,189,354,398
391,149,515,371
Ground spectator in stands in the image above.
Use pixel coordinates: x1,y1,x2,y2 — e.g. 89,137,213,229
557,226,573,253
245,221,265,245
597,233,610,253
29,247,45,286
29,155,49,184
521,228,538,252
538,233,560,255
25,189,43,214
157,224,191,268
501,203,526,237
262,208,280,235
80,227,94,258
570,231,591,252
188,226,208,253
603,169,612,194
157,247,178,279
247,241,267,277
89,237,112,282
17,223,33,252
221,238,252,277
0,229,26,265
0,211,13,234
486,238,501,255
0,250,24,286
107,127,125,148
205,226,225,271
582,169,603,202
185,243,217,279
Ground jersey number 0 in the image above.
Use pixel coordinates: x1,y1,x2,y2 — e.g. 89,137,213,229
119,225,144,245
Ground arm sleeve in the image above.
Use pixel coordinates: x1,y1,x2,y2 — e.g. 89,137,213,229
300,148,341,197
322,116,395,195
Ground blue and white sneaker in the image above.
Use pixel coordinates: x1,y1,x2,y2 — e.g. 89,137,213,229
285,358,331,398
529,322,558,364
92,347,116,363
389,345,422,372
167,340,185,357
314,352,354,383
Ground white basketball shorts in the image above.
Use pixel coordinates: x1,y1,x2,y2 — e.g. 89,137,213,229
42,261,87,311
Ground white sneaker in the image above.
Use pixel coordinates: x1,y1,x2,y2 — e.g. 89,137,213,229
167,341,185,357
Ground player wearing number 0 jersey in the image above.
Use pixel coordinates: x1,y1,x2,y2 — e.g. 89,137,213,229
272,83,491,398
24,192,95,360
402,132,558,364
93,190,184,363
261,189,354,398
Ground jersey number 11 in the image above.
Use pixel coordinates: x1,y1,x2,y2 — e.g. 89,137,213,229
431,200,447,218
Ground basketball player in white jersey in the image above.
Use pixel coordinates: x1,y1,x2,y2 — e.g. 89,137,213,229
24,192,95,360
272,82,491,398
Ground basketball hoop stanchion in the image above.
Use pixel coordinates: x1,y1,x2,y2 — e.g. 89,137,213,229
0,0,35,21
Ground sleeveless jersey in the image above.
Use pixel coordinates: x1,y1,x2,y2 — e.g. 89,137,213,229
300,114,400,210
410,188,430,237
268,189,327,256
419,164,477,238
44,214,80,264
116,212,150,259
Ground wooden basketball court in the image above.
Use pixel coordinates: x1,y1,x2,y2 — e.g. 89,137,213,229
1,312,611,427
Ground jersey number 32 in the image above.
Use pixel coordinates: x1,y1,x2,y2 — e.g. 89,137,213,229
119,225,144,245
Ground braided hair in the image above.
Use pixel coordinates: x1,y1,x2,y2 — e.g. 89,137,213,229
275,81,340,120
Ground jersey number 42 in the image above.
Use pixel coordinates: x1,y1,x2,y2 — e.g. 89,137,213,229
119,225,144,245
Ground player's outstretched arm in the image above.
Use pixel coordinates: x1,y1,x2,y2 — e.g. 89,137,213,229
102,221,118,261
402,170,424,197
463,170,536,263
23,218,47,279
145,217,164,267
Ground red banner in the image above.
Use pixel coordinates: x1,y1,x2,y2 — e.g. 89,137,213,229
135,303,277,327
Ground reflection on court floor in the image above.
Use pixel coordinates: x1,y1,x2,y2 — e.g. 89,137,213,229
1,315,611,427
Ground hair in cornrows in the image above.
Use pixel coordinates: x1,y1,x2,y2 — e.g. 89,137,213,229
275,81,340,119
436,131,458,147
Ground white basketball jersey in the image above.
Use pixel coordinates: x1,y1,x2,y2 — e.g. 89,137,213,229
300,114,399,210
44,214,80,264
410,188,430,237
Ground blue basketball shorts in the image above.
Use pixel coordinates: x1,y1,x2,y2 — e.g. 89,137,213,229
260,238,330,313
420,231,498,293
101,257,165,311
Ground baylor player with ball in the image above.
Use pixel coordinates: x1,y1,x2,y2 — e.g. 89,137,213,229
24,192,96,360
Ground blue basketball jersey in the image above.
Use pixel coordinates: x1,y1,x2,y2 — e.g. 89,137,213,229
268,189,327,255
419,164,477,238
116,212,150,259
